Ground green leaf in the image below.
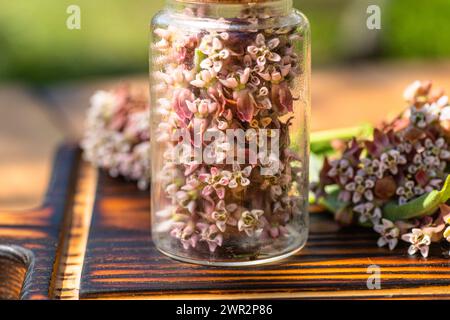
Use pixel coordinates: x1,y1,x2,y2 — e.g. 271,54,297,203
194,48,207,72
317,185,347,213
383,175,450,221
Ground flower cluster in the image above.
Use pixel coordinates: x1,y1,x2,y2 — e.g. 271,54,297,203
317,81,450,257
152,11,306,254
81,85,150,190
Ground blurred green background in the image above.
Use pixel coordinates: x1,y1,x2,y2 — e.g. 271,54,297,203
1,0,450,84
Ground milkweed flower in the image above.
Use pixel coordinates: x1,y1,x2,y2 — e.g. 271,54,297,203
373,219,400,250
317,81,450,258
402,228,431,258
238,210,266,237
81,85,151,190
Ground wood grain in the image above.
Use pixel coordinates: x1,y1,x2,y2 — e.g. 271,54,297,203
2,145,450,300
0,245,33,300
79,172,450,299
50,161,98,300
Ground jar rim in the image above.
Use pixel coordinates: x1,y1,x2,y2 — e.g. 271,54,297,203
165,0,294,19
173,0,274,3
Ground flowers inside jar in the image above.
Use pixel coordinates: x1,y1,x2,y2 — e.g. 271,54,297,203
150,0,310,266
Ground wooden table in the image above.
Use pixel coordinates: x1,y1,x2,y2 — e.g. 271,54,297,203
2,62,450,299
1,146,450,300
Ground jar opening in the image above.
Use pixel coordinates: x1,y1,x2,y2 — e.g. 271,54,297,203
166,0,293,18
173,0,279,3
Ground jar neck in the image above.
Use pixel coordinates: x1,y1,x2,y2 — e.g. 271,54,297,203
166,0,293,19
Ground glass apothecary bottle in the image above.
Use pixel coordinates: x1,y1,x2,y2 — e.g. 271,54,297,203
150,0,310,266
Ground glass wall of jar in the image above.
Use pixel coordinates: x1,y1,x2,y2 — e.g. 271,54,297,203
150,0,310,266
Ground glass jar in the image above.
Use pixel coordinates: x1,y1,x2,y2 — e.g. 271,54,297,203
150,0,310,266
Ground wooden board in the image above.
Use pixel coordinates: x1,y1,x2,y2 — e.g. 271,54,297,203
3,62,450,299
0,145,79,300
2,145,450,299
79,166,450,299
2,146,450,299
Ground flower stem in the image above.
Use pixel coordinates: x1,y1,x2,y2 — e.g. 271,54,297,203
383,175,450,221
310,123,373,155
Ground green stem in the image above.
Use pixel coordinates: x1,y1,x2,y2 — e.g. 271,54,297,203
310,123,373,145
309,123,373,155
383,175,450,221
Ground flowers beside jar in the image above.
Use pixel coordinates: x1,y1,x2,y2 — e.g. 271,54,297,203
81,85,150,190
314,81,450,258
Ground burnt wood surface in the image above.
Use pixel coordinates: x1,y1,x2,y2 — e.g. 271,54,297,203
80,169,450,299
0,145,79,299
2,145,450,299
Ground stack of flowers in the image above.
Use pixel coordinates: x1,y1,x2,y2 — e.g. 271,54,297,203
81,85,150,190
151,12,307,255
315,81,450,257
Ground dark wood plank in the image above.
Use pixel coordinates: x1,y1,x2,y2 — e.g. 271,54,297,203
0,145,80,299
80,172,450,299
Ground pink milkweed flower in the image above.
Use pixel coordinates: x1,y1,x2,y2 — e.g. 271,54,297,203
198,34,227,56
361,158,384,179
373,219,400,250
174,190,197,214
410,104,440,128
247,33,281,67
159,66,194,87
197,223,224,252
256,64,285,84
238,209,265,237
186,98,218,118
259,152,282,176
396,179,421,205
444,226,450,243
219,68,251,89
198,34,232,73
267,224,289,239
234,88,256,122
200,49,230,73
380,149,407,175
229,164,252,189
424,138,450,161
403,80,432,106
401,228,431,258
172,88,195,121
271,82,293,115
190,69,218,88
328,158,354,185
170,222,199,250
219,68,256,122
199,167,232,200
353,202,381,224
345,174,375,204
210,200,238,232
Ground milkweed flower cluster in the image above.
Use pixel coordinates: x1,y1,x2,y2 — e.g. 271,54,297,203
151,7,308,257
317,81,450,258
81,86,150,190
